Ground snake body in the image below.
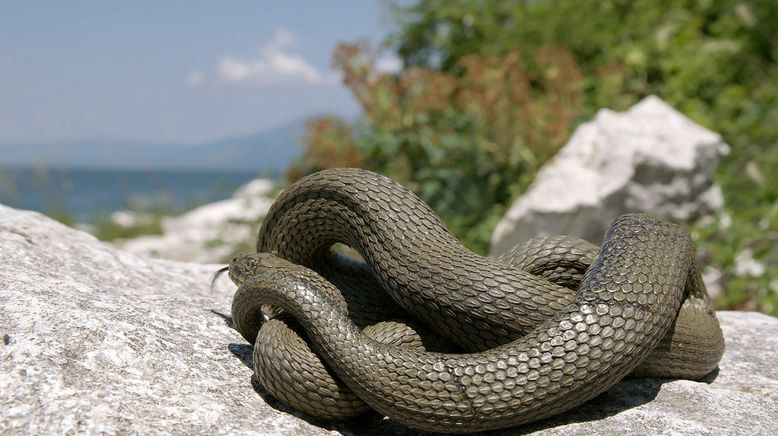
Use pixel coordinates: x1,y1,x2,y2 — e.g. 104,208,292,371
229,168,724,432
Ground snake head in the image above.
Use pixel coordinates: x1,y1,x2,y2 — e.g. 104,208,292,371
227,252,293,286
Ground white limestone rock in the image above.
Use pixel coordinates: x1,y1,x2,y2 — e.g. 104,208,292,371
1,205,775,435
490,96,729,256
233,178,274,199
113,178,275,263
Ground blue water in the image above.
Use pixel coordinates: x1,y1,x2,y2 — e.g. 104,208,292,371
0,166,264,223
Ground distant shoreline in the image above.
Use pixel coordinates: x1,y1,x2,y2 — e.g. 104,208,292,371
0,163,281,176
0,165,271,224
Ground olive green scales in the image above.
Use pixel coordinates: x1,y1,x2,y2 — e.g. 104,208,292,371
229,168,724,433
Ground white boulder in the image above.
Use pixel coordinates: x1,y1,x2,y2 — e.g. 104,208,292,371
114,178,275,263
490,96,729,255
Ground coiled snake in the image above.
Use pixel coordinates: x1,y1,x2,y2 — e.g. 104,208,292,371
228,168,724,433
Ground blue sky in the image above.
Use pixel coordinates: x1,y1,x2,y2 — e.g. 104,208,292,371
0,1,401,144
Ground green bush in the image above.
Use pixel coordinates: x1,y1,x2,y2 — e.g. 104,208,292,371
292,0,777,315
290,43,583,253
392,0,778,315
91,213,163,241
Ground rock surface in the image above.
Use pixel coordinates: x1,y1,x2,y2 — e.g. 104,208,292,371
490,96,729,256
113,178,275,263
1,204,776,435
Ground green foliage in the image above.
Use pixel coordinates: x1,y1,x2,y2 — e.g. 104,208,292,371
357,109,521,253
91,213,163,241
38,207,163,241
388,0,778,314
45,210,78,228
294,0,776,314
691,201,778,315
392,0,778,202
295,43,582,253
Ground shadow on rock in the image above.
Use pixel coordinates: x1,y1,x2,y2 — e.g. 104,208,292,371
700,366,720,384
227,343,253,369
316,376,674,436
226,341,414,435
502,378,668,435
210,309,235,329
339,367,723,435
506,368,721,436
227,343,297,416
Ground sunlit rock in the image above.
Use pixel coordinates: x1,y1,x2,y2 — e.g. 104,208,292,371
491,96,729,256
1,205,775,435
113,178,275,263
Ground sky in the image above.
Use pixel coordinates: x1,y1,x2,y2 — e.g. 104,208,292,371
0,1,401,144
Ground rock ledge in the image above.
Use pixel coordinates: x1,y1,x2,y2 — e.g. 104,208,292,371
1,204,775,435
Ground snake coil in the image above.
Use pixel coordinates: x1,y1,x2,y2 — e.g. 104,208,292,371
229,168,724,433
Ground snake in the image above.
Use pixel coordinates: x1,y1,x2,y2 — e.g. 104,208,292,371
228,168,724,433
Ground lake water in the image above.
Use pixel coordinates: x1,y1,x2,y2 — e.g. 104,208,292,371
0,166,264,223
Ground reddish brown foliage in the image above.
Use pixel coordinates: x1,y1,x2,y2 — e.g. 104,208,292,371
290,41,583,187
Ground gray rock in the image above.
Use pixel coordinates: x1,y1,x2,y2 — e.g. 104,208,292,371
1,204,775,435
490,96,729,256
113,178,275,263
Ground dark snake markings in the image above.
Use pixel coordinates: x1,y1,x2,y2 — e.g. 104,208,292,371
228,168,724,433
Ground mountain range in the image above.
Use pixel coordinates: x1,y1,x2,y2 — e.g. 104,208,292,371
0,120,305,174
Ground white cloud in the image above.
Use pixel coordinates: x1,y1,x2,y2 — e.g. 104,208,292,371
219,28,332,85
186,70,205,86
375,55,403,74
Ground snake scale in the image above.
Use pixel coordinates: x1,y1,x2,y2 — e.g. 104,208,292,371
228,168,724,433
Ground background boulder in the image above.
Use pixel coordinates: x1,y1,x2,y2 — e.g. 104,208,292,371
113,178,275,263
490,96,729,256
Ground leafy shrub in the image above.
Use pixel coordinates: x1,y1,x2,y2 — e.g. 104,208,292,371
289,43,583,253
292,0,777,314
92,213,163,241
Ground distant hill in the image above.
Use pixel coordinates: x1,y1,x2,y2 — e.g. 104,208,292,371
0,119,305,174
